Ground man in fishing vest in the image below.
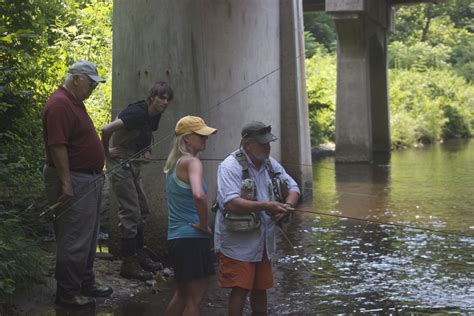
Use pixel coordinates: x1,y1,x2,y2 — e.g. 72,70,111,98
43,61,113,309
101,82,173,281
214,121,300,316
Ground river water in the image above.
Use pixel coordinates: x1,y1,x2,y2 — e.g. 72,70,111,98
111,139,474,315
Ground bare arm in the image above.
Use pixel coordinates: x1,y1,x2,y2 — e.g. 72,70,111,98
284,191,300,209
49,144,73,204
178,156,212,234
225,197,288,216
101,119,125,158
224,188,299,217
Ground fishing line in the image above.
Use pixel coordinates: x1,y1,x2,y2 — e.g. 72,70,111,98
289,208,474,238
42,4,473,238
40,47,300,220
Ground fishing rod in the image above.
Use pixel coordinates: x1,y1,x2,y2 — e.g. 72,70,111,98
38,49,298,221
289,207,474,238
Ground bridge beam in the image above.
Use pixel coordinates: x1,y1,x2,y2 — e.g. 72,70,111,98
327,0,391,162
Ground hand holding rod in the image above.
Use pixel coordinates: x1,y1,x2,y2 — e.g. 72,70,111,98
39,202,61,218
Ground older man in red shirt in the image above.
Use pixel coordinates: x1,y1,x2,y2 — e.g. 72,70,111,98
43,61,112,309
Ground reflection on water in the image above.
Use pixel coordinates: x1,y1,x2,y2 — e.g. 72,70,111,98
275,139,474,314
112,139,473,315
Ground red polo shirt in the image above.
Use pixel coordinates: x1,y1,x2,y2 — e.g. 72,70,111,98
43,86,105,171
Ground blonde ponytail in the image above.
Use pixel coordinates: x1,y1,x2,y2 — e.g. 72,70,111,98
163,134,191,173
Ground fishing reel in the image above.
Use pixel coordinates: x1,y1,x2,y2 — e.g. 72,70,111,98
120,159,131,170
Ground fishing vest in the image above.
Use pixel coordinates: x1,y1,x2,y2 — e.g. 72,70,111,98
221,149,290,231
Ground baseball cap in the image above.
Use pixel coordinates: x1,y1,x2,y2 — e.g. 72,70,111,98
68,61,106,83
241,121,277,144
175,116,217,136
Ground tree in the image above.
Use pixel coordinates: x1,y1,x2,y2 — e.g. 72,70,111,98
0,0,112,299
303,12,336,53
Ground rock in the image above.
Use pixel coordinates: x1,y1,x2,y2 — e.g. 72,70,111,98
312,143,335,160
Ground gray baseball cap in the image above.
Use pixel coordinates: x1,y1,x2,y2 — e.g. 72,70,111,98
68,61,105,82
241,121,277,144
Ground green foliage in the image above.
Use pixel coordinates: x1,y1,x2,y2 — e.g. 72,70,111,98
44,0,113,129
306,57,474,148
0,0,112,297
0,0,112,197
304,2,474,147
305,49,336,145
450,33,474,82
0,209,48,300
303,12,336,53
389,69,474,147
390,1,474,82
388,41,451,70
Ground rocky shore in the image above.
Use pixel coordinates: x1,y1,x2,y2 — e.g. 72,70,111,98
4,252,172,315
311,143,335,160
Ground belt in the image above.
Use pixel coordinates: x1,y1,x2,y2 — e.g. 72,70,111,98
47,163,102,175
70,169,103,175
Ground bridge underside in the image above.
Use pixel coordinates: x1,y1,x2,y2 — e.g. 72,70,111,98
303,0,442,12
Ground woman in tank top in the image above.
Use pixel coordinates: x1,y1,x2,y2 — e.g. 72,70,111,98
163,115,217,315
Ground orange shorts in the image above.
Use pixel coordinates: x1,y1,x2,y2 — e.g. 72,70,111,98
217,252,274,290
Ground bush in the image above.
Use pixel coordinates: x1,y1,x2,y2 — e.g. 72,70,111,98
0,210,48,301
0,0,112,300
305,49,337,145
389,68,474,146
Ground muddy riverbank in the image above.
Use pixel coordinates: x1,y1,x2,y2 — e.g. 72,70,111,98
3,252,172,315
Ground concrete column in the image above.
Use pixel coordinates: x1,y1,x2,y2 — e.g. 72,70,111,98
280,0,313,199
369,29,391,154
326,0,391,162
111,0,286,255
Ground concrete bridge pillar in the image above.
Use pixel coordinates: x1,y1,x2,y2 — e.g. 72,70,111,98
109,0,312,255
280,0,313,198
327,0,391,162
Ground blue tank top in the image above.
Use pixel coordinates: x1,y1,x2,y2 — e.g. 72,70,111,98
166,166,209,240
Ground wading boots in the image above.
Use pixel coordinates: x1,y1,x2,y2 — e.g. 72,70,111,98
120,255,154,281
120,237,154,281
135,229,163,272
55,288,96,310
137,249,163,272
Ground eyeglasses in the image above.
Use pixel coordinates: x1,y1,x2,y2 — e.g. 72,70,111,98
89,80,98,89
242,125,271,138
80,75,98,89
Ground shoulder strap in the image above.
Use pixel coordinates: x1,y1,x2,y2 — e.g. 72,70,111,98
265,158,281,179
232,149,250,180
265,159,285,202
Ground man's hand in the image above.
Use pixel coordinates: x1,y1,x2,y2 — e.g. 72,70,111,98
108,147,125,158
143,151,152,163
189,222,213,235
265,201,288,216
58,181,74,205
